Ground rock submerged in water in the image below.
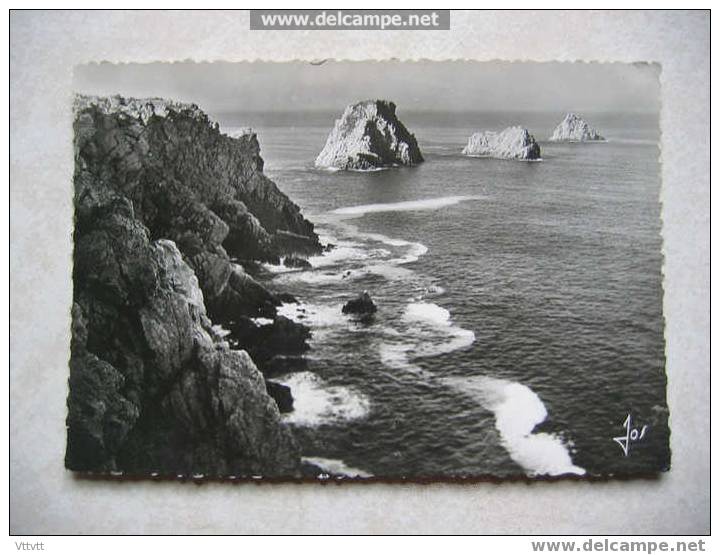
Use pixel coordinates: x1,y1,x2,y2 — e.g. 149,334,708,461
342,291,377,315
549,113,605,142
266,381,294,413
283,255,311,269
462,126,541,160
315,100,424,170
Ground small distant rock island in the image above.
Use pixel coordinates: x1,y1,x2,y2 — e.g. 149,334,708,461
315,100,424,171
550,113,605,142
462,126,541,161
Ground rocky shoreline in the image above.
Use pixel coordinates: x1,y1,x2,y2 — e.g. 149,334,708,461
67,95,614,479
67,95,324,477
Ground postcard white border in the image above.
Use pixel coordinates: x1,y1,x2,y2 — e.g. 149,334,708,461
8,9,710,534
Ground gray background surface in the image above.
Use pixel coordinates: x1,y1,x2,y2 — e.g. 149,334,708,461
9,10,709,535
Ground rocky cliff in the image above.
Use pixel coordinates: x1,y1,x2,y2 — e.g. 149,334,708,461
315,100,423,170
67,95,321,477
549,113,605,142
462,126,541,160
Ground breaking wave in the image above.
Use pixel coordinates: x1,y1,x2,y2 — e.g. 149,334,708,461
443,375,585,477
379,302,476,376
271,196,483,287
271,229,424,286
270,193,584,478
277,372,370,427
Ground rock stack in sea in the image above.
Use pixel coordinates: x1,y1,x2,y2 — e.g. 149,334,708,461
341,291,378,325
342,291,377,315
67,95,323,477
549,113,605,142
315,100,424,170
462,126,541,160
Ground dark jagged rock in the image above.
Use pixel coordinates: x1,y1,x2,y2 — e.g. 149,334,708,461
68,226,299,476
66,95,322,477
266,381,294,413
208,264,280,321
283,255,311,269
272,230,325,257
74,95,321,262
315,100,424,170
342,291,378,315
228,316,312,375
213,197,275,261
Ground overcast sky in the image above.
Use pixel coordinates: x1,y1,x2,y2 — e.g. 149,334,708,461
73,60,660,114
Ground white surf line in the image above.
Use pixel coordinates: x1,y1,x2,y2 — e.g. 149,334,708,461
276,196,480,441
443,375,585,477
375,300,582,478
378,310,586,477
331,195,482,217
378,301,476,381
303,195,483,280
320,195,482,270
271,218,429,287
402,302,476,358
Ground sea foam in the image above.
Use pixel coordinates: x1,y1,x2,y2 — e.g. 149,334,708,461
277,302,349,336
278,372,370,427
402,302,476,358
332,195,481,217
403,301,453,326
307,243,372,268
379,302,476,376
272,225,423,286
443,375,585,477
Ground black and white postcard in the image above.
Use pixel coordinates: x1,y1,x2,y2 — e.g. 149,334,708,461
10,9,709,537
66,60,670,480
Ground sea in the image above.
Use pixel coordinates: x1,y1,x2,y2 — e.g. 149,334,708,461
215,110,670,479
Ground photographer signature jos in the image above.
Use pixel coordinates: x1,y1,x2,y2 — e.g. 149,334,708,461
613,414,649,457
